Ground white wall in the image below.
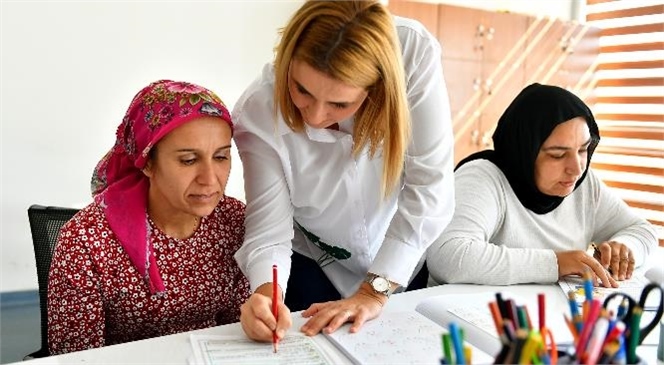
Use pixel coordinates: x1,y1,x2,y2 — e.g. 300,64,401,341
1,0,304,293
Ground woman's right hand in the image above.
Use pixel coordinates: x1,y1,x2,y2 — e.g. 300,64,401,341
240,283,292,342
555,250,618,288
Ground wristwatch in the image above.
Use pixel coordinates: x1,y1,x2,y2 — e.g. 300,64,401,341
365,273,397,298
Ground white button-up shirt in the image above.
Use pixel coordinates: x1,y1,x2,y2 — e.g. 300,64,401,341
233,16,455,298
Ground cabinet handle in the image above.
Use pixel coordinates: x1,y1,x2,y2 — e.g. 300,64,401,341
484,78,493,95
476,24,485,37
482,131,492,147
486,27,495,41
473,78,482,90
471,130,480,145
476,24,495,40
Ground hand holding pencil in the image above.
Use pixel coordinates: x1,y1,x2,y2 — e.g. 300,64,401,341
591,241,635,281
238,268,292,345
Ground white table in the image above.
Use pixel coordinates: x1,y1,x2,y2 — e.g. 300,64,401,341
15,282,661,364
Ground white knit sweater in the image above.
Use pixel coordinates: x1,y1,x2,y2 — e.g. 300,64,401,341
427,159,657,285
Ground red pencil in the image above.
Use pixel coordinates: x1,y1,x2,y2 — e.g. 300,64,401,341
272,264,279,353
538,293,545,331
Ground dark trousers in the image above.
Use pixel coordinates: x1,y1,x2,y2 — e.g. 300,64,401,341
284,250,429,311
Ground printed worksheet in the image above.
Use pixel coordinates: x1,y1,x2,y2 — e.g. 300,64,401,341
558,271,659,310
324,310,493,365
189,333,333,365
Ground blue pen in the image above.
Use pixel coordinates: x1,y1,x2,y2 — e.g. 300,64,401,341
449,322,466,365
616,297,629,319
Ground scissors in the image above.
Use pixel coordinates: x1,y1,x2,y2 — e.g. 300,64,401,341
602,282,664,345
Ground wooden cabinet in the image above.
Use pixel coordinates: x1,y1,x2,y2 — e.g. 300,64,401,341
387,1,439,37
389,2,599,164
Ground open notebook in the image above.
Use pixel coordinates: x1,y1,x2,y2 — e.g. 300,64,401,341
189,311,493,365
324,310,494,365
189,333,338,365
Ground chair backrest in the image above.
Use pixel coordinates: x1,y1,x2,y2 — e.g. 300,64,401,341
26,204,80,359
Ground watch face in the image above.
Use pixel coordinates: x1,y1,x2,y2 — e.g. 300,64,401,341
372,277,390,292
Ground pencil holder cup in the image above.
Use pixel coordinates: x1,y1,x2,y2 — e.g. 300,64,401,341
557,354,647,365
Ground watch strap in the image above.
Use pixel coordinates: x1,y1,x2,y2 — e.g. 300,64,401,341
365,273,397,297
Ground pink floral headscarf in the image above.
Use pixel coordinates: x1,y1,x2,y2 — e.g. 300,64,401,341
91,80,232,294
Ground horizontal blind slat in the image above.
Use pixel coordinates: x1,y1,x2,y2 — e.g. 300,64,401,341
600,23,664,36
601,42,664,53
623,200,664,212
595,113,664,122
598,126,664,139
587,5,664,21
604,180,664,194
597,77,664,87
587,0,617,5
595,146,664,158
592,163,663,175
598,60,664,70
596,96,664,104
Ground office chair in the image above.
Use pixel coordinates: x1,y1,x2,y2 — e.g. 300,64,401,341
25,204,80,359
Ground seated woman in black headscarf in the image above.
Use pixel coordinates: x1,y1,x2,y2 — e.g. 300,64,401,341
426,83,657,287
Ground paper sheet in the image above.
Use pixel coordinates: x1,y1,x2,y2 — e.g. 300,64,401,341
189,333,333,365
324,310,494,365
557,271,660,311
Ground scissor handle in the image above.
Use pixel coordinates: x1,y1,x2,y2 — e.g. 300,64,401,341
636,282,664,344
602,292,637,321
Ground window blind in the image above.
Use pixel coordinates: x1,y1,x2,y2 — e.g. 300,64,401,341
586,0,664,246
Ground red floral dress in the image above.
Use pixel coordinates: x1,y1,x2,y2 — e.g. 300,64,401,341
47,197,250,355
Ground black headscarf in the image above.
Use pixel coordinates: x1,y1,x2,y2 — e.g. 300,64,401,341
456,83,600,214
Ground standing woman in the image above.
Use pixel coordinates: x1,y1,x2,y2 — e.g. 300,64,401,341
48,80,250,354
234,0,454,342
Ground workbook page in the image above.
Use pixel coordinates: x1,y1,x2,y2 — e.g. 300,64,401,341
558,271,659,310
189,333,337,365
324,310,494,365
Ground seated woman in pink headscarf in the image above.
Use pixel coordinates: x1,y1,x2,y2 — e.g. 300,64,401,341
47,80,250,355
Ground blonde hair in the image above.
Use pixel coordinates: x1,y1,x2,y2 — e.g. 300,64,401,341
273,0,411,198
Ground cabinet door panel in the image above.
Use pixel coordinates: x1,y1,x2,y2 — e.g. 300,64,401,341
524,18,569,87
443,58,482,164
387,1,439,38
438,5,483,61
481,11,528,63
481,60,525,118
443,59,481,116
